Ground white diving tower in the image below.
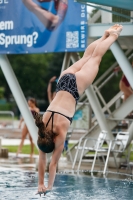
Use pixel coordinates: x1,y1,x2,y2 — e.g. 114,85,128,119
64,3,133,163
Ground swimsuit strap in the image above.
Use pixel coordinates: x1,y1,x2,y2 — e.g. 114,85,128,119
46,112,54,131
47,110,72,124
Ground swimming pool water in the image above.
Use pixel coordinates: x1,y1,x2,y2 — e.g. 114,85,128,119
0,169,133,200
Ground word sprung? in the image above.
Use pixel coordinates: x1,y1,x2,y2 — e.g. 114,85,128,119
0,20,38,48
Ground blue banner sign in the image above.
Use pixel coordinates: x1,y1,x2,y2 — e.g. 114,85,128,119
0,0,88,54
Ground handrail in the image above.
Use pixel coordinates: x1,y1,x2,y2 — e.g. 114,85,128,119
0,111,15,129
93,49,132,87
97,72,115,90
79,51,133,121
0,111,14,117
91,51,133,118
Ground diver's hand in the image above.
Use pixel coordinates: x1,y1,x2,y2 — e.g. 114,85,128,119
36,189,51,196
43,187,51,196
36,184,47,196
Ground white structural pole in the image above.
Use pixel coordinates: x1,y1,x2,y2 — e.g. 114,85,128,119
131,11,133,22
101,7,112,23
0,55,38,148
60,52,71,73
85,85,113,140
110,41,133,89
127,122,133,147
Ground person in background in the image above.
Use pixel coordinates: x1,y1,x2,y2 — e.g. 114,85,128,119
16,98,40,158
114,60,133,102
114,61,133,125
47,76,57,103
119,61,133,102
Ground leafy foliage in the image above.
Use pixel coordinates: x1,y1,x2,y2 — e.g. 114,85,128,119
0,87,5,99
0,53,64,109
3,145,38,155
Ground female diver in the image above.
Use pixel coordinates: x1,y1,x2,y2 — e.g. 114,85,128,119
32,24,123,196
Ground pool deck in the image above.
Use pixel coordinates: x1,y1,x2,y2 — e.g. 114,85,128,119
0,150,133,180
0,138,133,180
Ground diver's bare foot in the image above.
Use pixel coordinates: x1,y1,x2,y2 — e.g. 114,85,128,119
108,24,123,38
110,24,123,38
105,24,118,36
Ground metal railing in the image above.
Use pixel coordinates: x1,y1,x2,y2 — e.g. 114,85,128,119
0,111,15,129
93,51,133,116
77,51,133,127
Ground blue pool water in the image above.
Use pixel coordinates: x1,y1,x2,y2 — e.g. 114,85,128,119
0,169,133,200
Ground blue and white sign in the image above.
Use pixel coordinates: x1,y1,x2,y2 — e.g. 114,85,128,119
0,0,88,54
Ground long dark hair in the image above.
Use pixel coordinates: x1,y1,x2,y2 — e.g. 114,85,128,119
32,111,58,153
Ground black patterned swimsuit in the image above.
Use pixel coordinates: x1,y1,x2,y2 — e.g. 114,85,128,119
46,73,79,125
56,73,80,103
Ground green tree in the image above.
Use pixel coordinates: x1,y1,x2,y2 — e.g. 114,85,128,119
0,87,5,99
0,53,64,111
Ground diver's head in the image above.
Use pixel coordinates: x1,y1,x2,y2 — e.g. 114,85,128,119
32,111,57,153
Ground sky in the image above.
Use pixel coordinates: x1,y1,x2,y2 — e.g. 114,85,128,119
87,4,95,14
